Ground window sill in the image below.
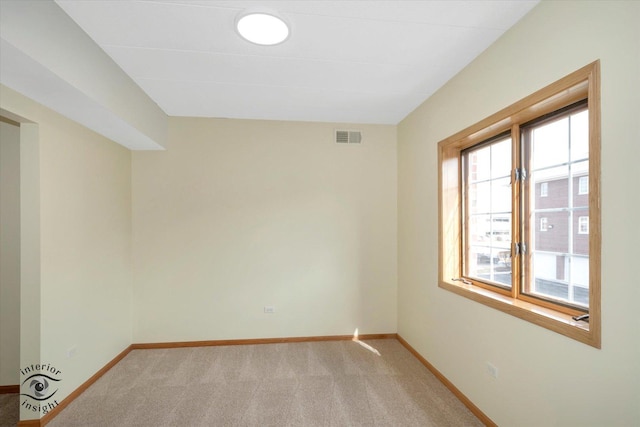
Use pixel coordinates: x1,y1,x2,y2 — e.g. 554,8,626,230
439,279,599,348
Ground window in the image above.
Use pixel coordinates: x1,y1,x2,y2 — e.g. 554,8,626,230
540,217,548,231
579,216,589,234
438,62,600,348
462,135,512,286
540,182,548,197
578,176,589,195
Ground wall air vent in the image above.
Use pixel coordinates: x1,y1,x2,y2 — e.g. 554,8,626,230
335,130,362,144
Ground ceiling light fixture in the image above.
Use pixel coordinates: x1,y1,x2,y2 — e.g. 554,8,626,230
236,12,290,46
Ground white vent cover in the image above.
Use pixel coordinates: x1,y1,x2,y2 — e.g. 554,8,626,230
335,130,362,144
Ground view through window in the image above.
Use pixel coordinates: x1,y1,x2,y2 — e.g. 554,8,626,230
462,103,589,310
463,135,512,288
523,105,589,308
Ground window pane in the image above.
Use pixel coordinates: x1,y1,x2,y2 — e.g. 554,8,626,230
574,216,589,236
570,110,589,161
491,178,511,214
574,161,589,201
534,211,569,253
468,182,491,214
571,255,589,305
578,176,588,195
540,217,548,231
531,166,568,210
531,117,569,169
463,136,512,288
540,182,548,197
524,106,589,309
469,145,491,183
491,138,512,179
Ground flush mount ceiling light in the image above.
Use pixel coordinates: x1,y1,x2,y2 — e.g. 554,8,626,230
236,12,290,46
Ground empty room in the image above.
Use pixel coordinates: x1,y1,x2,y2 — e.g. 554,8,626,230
0,1,638,426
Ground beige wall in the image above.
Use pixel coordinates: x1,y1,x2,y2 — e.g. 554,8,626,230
18,121,40,421
397,1,640,426
0,120,21,386
2,1,639,424
132,118,397,342
1,85,133,419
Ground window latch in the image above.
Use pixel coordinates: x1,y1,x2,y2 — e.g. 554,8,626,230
514,168,527,182
572,314,589,323
452,277,472,285
513,242,527,256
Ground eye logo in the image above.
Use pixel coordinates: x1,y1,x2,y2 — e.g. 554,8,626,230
21,374,60,401
19,363,62,414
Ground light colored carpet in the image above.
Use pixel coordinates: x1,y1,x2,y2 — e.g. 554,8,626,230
0,393,19,427
39,339,483,426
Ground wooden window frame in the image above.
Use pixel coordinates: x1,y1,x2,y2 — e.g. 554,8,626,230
438,61,601,348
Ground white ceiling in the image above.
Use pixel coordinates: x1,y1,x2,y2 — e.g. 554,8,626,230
54,1,538,125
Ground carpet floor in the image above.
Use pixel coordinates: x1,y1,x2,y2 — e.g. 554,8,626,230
0,393,19,427
9,339,484,426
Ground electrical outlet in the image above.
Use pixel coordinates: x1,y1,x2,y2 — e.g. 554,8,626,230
264,306,275,314
486,362,498,378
